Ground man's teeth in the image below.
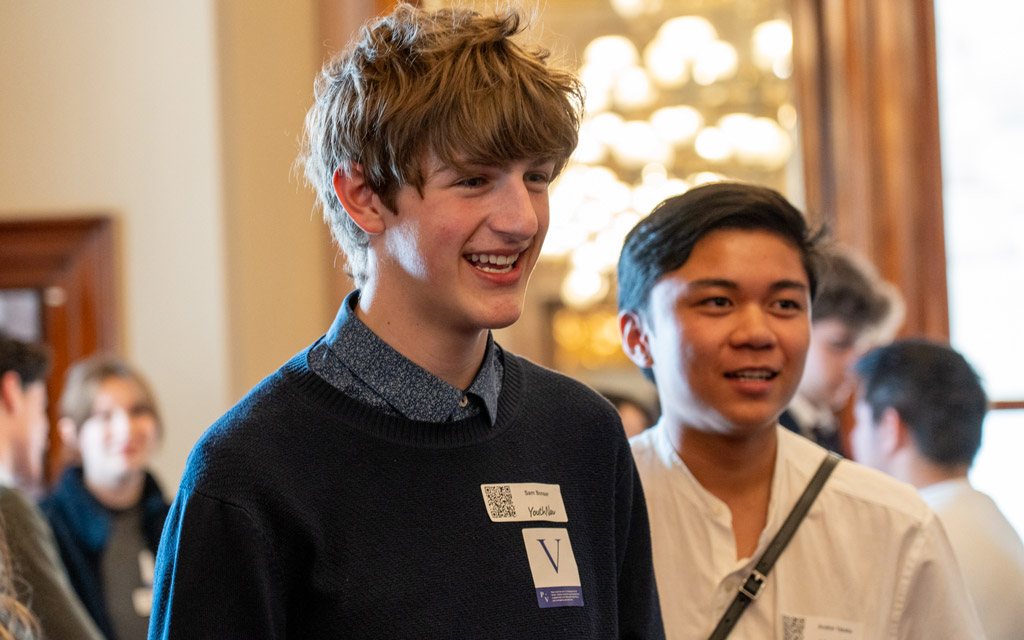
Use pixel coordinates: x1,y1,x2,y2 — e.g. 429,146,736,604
729,370,775,380
469,253,519,272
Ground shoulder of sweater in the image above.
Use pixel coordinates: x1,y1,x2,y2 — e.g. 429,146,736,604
502,351,615,411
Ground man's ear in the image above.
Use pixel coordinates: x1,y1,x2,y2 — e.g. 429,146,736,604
332,165,389,235
877,407,910,456
619,310,654,369
0,371,24,415
58,417,79,449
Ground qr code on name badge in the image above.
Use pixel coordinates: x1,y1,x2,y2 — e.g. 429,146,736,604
484,485,516,519
782,615,806,640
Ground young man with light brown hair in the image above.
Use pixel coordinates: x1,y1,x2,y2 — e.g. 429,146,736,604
150,5,662,638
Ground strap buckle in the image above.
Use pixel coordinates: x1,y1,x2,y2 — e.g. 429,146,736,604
739,570,766,600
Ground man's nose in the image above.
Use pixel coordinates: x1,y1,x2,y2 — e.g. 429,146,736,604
731,305,778,349
491,179,542,239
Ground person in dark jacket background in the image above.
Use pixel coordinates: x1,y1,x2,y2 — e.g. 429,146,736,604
41,355,168,640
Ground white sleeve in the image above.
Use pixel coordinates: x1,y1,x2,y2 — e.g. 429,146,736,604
892,511,986,639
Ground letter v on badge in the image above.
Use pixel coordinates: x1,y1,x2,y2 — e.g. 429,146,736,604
522,528,583,608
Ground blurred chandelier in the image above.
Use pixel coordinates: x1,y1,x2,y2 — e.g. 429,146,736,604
542,2,798,308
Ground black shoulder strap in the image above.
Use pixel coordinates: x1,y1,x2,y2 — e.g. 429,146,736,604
707,452,842,640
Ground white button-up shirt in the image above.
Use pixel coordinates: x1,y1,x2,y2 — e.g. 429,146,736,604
631,424,984,639
921,478,1024,640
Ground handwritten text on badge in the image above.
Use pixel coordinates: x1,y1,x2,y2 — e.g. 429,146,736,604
480,483,568,522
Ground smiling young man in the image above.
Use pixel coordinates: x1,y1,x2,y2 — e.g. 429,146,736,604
617,183,982,639
149,5,662,639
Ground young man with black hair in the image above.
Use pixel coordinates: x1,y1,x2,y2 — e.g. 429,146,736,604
852,338,1024,640
617,182,982,638
150,5,662,638
0,333,102,640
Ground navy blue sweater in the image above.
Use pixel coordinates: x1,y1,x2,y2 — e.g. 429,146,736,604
149,344,664,638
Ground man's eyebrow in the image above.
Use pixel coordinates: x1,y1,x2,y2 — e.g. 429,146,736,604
770,279,809,293
688,278,738,289
687,278,808,292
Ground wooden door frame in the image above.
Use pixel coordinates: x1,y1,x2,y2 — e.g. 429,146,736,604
0,216,117,486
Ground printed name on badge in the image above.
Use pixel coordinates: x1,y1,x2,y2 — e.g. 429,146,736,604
521,528,584,608
480,483,568,522
782,614,863,640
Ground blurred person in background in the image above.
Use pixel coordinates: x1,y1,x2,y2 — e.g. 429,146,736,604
0,514,40,640
779,247,902,455
0,333,102,640
601,391,658,439
41,355,169,640
851,338,1024,640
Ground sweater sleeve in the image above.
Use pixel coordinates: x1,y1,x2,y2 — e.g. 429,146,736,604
614,452,666,639
1,488,103,640
148,489,288,639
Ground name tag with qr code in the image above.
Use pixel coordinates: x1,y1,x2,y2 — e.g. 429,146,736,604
782,614,862,640
480,483,568,522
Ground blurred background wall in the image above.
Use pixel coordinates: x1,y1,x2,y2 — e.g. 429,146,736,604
0,2,346,491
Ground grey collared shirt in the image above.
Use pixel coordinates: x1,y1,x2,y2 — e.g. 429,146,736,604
308,291,502,424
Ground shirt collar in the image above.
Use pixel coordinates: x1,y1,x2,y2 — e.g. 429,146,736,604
325,291,502,424
787,392,837,434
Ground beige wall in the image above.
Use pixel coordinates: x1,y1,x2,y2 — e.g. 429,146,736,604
216,2,335,398
0,2,339,493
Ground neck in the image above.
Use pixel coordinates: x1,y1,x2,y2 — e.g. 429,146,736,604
356,292,489,390
899,451,970,490
0,439,12,485
84,468,146,510
672,424,777,500
0,434,31,493
670,422,777,559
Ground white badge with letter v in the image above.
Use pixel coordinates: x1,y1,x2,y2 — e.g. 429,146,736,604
521,527,584,608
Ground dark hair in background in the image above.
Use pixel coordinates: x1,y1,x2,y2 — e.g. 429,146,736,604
854,338,988,467
812,249,893,334
0,333,51,388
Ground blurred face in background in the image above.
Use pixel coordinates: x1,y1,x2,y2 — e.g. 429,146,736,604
77,376,160,487
799,318,865,411
9,379,50,492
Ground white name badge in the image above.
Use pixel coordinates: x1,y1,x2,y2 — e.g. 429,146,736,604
132,587,153,617
480,483,568,522
782,615,863,640
138,549,155,584
522,528,583,608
